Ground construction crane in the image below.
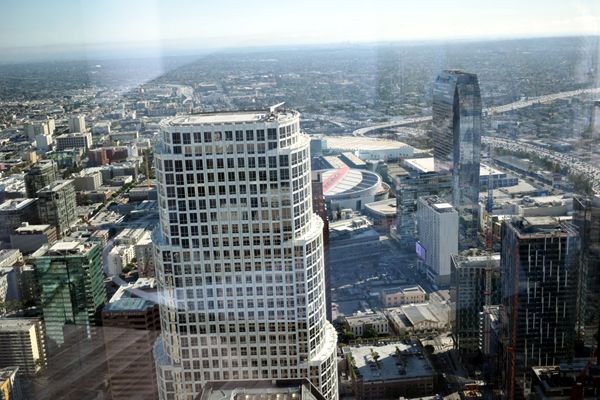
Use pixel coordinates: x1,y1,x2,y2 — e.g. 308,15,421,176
483,142,495,308
144,148,152,188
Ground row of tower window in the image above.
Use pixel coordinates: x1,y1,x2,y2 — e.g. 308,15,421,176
162,155,291,172
168,124,297,145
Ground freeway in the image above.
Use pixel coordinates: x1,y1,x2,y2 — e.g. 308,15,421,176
483,136,600,194
352,86,600,136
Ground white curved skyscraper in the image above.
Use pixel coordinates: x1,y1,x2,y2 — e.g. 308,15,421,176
152,107,338,400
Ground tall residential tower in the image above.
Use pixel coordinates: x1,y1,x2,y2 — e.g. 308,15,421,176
500,217,579,399
152,108,338,400
432,70,482,247
573,195,600,348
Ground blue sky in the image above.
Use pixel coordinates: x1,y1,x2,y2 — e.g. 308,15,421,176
1,0,599,51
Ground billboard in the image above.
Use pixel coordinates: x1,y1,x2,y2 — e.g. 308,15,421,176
416,241,426,261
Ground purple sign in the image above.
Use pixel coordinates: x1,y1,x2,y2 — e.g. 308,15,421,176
416,241,426,261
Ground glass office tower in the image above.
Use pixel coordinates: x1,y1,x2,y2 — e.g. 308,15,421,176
500,216,579,399
432,70,482,248
152,107,338,400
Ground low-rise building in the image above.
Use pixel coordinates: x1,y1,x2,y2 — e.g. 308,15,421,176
363,198,397,228
199,380,327,400
107,244,135,276
530,361,600,399
0,199,39,246
114,228,148,246
380,285,427,308
109,131,139,143
72,169,103,191
387,302,451,336
343,312,389,337
87,148,109,166
10,223,57,254
134,230,154,277
55,132,92,151
108,175,133,187
0,250,23,270
91,121,111,135
343,341,435,400
0,175,27,202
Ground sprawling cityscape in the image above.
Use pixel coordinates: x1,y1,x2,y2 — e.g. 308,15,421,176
1,9,600,400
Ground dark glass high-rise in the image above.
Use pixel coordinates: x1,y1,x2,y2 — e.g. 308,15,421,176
432,70,482,248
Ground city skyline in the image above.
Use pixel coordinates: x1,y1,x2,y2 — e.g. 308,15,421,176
0,19,599,399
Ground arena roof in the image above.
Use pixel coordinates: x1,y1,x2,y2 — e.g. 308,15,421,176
319,168,383,198
324,136,412,152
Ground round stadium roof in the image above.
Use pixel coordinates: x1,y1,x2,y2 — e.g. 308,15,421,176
319,168,387,200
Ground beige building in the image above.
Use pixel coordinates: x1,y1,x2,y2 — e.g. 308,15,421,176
387,302,451,336
133,230,154,276
68,115,86,133
344,312,389,337
73,170,103,191
0,318,46,376
380,285,426,307
107,244,135,276
56,132,92,151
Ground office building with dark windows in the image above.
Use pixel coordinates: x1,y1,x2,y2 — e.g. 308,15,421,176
500,216,580,399
24,160,58,199
572,195,600,348
451,253,501,352
36,180,77,238
30,240,107,351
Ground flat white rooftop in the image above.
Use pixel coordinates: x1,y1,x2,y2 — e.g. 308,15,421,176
0,198,35,211
324,136,412,151
56,132,89,138
404,157,435,173
346,341,434,382
480,163,504,176
170,112,267,124
433,202,453,210
14,224,52,233
0,318,37,332
50,241,80,251
163,109,298,126
38,179,73,193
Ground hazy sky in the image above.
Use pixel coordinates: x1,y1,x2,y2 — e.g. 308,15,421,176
1,0,599,53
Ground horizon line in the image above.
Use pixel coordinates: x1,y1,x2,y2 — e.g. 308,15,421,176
1,33,599,65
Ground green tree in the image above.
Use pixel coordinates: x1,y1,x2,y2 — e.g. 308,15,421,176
363,327,379,338
370,349,381,368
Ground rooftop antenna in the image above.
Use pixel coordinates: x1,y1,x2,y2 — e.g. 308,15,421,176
269,102,285,113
